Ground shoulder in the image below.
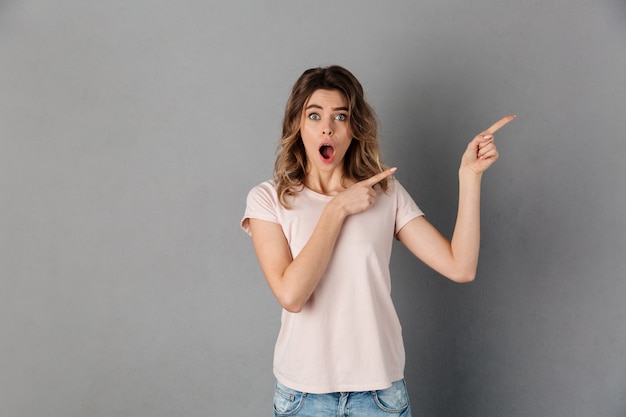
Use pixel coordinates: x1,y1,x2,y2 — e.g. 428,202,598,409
387,178,425,228
247,179,278,201
241,180,280,234
375,178,418,211
382,178,410,198
245,179,284,214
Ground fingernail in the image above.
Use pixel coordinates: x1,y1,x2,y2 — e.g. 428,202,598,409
483,134,493,140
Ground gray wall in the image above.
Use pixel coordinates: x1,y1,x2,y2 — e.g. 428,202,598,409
1,1,625,416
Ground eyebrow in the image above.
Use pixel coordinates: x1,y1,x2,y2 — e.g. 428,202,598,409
305,104,349,112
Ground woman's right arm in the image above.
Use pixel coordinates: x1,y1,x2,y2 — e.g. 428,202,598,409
249,168,396,313
249,202,345,313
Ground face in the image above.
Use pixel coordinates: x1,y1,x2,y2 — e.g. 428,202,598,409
299,89,352,173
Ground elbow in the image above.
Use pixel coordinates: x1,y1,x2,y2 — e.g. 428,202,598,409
276,294,306,313
281,302,304,313
270,279,309,313
455,273,476,284
448,269,477,284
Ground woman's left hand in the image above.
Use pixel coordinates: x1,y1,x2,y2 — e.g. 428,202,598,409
460,115,516,175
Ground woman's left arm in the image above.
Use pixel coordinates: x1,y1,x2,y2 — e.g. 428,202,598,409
397,115,515,283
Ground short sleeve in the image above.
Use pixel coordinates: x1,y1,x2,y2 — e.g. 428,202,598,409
394,181,424,235
241,181,280,235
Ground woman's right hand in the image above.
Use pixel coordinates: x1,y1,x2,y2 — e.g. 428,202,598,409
330,168,397,216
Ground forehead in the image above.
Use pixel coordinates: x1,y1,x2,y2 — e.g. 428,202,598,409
304,89,348,108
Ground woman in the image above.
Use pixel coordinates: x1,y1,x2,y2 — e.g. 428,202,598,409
241,65,514,417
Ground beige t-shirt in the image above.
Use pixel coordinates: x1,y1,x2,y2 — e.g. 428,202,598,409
241,179,424,393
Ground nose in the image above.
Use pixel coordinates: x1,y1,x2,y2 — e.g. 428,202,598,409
322,121,333,136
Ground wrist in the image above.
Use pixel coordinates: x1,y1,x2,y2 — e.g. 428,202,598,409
459,166,484,180
325,198,348,221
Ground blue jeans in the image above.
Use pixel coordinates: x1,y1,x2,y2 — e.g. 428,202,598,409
273,379,412,417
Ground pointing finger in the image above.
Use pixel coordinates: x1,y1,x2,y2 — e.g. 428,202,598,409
362,167,397,187
485,114,516,134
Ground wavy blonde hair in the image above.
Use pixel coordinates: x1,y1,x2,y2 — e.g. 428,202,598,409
274,65,388,208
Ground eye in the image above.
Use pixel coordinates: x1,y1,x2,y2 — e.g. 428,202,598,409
334,113,347,121
308,113,320,120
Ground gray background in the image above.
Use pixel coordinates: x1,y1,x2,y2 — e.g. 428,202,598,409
1,0,625,416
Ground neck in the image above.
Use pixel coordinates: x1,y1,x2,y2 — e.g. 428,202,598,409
305,166,351,196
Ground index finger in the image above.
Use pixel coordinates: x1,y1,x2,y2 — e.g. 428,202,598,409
485,114,516,134
362,167,397,187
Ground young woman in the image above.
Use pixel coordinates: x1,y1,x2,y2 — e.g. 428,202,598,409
241,65,514,417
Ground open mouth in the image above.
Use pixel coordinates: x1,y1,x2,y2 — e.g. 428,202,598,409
319,144,335,162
